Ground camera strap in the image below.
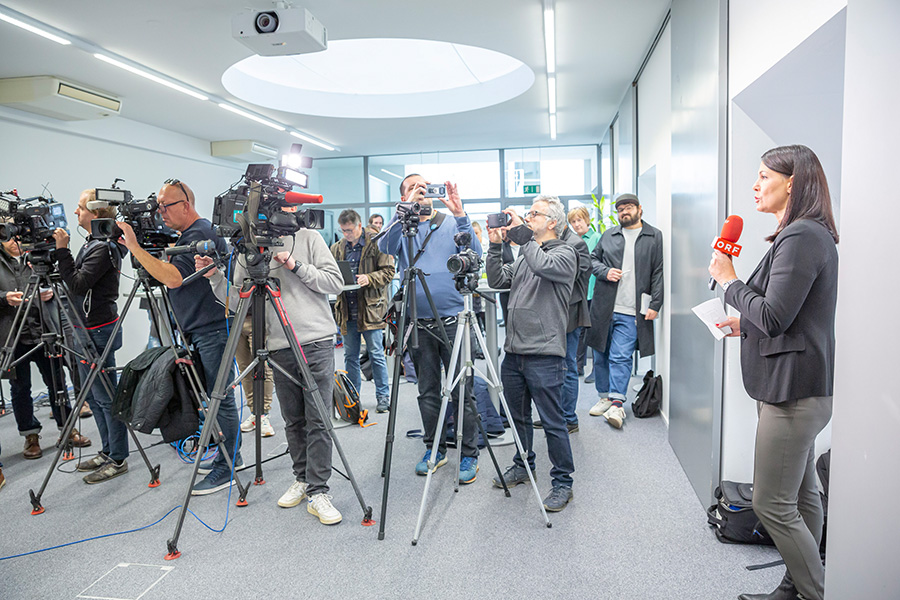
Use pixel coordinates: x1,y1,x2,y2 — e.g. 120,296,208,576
409,211,445,269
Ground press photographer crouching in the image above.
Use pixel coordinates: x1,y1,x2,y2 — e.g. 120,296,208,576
53,189,128,483
0,235,89,459
377,175,482,483
486,196,577,512
117,179,243,495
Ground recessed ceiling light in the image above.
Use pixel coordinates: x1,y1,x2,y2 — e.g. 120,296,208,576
222,38,534,119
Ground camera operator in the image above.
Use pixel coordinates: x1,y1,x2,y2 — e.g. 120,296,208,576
52,189,129,483
0,236,90,459
377,175,482,483
486,197,577,512
330,209,395,413
196,225,346,525
117,179,242,496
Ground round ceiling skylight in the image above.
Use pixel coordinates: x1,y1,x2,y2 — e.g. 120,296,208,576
222,38,534,119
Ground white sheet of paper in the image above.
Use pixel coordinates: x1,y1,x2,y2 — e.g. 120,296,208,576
640,293,652,315
692,297,732,340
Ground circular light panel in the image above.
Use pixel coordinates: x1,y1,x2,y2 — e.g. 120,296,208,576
222,38,534,119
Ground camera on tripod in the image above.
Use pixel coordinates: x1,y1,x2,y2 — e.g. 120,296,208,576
447,232,482,276
212,163,324,241
0,191,68,252
89,186,179,249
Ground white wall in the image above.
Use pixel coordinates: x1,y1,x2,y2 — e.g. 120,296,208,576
826,0,900,596
0,107,245,368
614,86,635,195
636,24,671,420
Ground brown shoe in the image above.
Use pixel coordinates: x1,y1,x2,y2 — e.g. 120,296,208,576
0,467,6,491
69,428,92,448
79,404,93,419
24,433,42,459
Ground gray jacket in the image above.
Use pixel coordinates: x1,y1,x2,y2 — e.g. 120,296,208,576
486,238,577,357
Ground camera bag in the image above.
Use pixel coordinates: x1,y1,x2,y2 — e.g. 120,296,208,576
333,370,372,427
707,481,775,546
632,370,662,418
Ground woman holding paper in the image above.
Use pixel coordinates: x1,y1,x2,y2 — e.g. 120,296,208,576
709,145,838,600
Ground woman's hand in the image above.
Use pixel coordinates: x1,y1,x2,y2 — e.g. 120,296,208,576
709,250,737,285
716,316,741,337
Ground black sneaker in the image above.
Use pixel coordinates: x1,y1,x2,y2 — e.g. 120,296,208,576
543,486,573,512
76,453,109,472
492,464,535,488
83,460,128,484
567,422,579,434
533,420,543,429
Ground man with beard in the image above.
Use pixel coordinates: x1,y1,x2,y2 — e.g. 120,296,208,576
585,194,663,429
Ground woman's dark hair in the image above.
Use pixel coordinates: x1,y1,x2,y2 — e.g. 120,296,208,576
761,145,839,243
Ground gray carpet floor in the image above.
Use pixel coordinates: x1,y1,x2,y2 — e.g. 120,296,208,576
0,348,783,600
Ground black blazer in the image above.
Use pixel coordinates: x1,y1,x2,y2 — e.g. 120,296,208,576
725,219,838,404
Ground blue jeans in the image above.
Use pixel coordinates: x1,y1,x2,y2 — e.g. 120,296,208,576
76,323,128,462
562,327,582,425
10,343,73,435
191,327,242,469
502,352,574,488
343,321,389,400
593,312,638,402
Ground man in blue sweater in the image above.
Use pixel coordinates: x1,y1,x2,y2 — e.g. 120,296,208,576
377,174,482,484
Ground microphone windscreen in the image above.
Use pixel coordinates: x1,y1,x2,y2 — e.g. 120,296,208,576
719,215,744,243
284,191,324,204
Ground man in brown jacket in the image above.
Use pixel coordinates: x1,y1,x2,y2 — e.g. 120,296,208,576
330,209,395,412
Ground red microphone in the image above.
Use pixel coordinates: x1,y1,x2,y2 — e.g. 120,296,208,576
709,215,744,290
284,191,324,204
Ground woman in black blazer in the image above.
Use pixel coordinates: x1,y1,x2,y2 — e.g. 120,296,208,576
710,145,838,600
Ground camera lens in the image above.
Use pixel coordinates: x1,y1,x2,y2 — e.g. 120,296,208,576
447,254,469,275
255,11,279,34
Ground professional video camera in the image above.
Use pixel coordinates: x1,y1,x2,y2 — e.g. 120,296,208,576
89,185,179,249
0,190,68,251
212,163,324,243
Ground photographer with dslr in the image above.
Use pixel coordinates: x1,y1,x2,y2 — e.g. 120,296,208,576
0,236,89,459
117,179,242,495
486,196,577,512
377,175,482,483
52,189,129,483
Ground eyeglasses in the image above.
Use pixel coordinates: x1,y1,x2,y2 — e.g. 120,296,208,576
616,204,638,213
524,210,551,219
164,178,190,203
157,199,185,213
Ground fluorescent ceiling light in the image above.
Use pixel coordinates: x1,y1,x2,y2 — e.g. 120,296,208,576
0,12,70,45
549,114,557,141
218,103,285,131
290,130,335,152
94,54,208,101
369,175,389,187
381,169,402,179
543,4,556,75
547,76,557,114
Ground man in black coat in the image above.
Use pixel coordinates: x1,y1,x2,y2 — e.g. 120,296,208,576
585,194,663,428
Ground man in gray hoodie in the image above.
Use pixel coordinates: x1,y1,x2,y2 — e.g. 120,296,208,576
197,228,345,525
485,196,578,512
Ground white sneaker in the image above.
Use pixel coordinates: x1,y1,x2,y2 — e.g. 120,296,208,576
260,414,275,437
240,415,256,433
589,399,613,416
604,405,626,429
277,480,308,508
307,493,342,525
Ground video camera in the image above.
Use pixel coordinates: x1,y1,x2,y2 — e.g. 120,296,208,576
0,191,68,251
90,186,179,249
212,163,324,243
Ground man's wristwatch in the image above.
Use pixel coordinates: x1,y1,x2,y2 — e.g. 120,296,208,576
291,261,302,274
721,278,739,291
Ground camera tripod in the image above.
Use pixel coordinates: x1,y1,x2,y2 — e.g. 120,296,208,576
0,249,162,514
166,244,373,560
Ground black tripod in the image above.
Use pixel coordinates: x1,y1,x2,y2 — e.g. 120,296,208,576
0,249,161,514
165,242,373,560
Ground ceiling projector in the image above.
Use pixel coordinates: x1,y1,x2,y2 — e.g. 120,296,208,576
232,7,327,56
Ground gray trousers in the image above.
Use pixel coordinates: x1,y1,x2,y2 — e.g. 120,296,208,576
754,397,832,600
270,340,334,496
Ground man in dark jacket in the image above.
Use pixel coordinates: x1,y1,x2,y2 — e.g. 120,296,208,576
330,209,395,413
0,236,89,461
486,196,577,512
54,188,128,483
585,194,663,429
558,214,591,432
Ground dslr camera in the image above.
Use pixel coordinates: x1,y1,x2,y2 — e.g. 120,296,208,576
90,187,179,250
0,191,68,251
446,232,482,276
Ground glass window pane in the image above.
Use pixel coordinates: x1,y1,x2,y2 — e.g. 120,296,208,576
306,157,364,205
368,150,500,201
504,145,597,198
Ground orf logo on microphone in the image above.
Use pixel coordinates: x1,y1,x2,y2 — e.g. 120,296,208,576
713,237,742,257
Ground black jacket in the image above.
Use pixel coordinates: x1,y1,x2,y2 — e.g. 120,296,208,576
586,221,664,357
0,247,43,345
560,225,592,332
56,237,125,328
725,219,838,404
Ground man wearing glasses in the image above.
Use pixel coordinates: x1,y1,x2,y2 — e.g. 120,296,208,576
585,193,664,429
117,179,242,495
330,209,394,413
486,195,578,512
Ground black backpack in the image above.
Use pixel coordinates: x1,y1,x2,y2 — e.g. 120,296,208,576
332,370,371,427
707,481,775,546
632,370,662,418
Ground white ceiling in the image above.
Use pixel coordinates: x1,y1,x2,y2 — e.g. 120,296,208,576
0,0,670,159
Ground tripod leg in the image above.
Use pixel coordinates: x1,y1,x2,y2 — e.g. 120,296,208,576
127,425,161,487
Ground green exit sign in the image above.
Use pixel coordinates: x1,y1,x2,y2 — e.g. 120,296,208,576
523,184,541,195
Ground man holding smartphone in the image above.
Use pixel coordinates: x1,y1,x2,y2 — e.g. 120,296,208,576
377,174,482,483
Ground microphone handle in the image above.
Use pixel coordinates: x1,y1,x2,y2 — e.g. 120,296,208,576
708,275,717,291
